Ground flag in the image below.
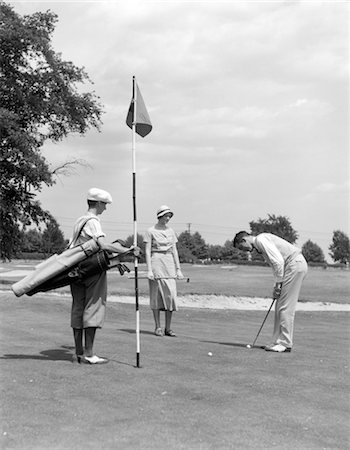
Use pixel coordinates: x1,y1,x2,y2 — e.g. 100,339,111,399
126,82,152,137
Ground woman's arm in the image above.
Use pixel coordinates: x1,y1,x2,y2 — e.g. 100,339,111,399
173,244,184,279
145,240,154,279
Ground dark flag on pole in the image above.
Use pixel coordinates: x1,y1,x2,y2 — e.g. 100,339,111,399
126,82,152,137
126,76,152,368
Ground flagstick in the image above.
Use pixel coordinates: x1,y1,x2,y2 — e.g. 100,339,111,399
132,76,141,368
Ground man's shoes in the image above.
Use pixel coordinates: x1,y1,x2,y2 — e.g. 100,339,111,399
264,343,278,351
154,327,164,336
81,355,109,364
265,344,291,353
164,329,176,337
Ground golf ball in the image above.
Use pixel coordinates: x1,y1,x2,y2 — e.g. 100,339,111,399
246,344,251,349
208,352,213,356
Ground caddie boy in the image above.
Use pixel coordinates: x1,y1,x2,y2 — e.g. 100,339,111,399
69,187,140,365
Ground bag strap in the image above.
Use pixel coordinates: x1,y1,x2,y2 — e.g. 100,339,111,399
70,217,97,248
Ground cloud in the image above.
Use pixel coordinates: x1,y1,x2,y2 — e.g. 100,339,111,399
313,181,350,194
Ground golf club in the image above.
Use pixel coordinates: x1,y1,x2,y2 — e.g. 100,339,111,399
128,274,190,282
247,297,276,348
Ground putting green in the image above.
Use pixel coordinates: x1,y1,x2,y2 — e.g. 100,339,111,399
1,292,349,449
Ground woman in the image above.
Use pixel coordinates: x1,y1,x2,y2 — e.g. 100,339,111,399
144,205,184,336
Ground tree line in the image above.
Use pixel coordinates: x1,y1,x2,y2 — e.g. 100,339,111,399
18,214,350,266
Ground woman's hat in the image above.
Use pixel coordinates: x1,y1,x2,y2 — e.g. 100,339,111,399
157,205,173,219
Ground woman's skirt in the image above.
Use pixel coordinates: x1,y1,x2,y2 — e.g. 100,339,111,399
149,252,177,311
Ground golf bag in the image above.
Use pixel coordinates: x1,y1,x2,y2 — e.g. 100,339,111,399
25,250,130,296
11,238,130,297
12,239,101,297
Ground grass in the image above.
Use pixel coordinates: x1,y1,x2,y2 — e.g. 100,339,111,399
1,292,349,449
2,261,350,304
1,262,349,449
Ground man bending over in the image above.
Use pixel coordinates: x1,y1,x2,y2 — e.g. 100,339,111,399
233,231,308,353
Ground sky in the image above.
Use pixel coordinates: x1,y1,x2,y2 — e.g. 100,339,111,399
8,0,350,261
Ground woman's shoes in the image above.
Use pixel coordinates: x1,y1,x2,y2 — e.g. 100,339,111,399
164,329,176,337
154,328,176,337
154,327,164,336
72,354,84,364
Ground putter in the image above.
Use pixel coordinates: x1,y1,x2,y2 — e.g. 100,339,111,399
249,297,276,348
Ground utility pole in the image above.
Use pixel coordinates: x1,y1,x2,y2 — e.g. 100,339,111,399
187,223,191,234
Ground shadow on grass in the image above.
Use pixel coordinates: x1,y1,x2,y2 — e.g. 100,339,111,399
1,345,74,361
107,358,140,368
1,345,138,367
200,340,265,350
119,328,155,336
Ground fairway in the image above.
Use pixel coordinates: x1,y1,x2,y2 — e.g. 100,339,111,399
48,263,350,304
119,263,349,304
1,261,349,305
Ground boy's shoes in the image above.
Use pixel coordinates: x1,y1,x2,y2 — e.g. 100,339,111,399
81,355,109,364
265,344,291,353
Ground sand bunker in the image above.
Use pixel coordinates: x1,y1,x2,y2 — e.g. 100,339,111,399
108,294,350,311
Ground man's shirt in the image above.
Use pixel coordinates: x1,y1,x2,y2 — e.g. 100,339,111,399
253,233,301,282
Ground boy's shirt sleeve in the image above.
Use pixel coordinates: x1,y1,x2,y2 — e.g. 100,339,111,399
83,217,105,240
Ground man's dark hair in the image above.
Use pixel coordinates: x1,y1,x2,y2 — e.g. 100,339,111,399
87,200,98,208
233,231,250,248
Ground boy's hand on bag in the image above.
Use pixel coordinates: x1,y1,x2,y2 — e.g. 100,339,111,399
129,245,141,257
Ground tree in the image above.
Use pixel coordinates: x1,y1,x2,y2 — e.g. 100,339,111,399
329,230,350,264
249,214,298,244
221,239,246,262
177,231,208,262
207,244,223,262
191,231,208,260
177,231,196,263
0,3,103,260
42,216,67,255
21,229,43,253
302,240,325,263
124,233,146,263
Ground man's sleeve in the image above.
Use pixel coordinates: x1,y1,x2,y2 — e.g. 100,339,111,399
255,235,284,282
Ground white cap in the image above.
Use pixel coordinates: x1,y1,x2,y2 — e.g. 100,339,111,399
87,188,112,204
157,205,173,219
